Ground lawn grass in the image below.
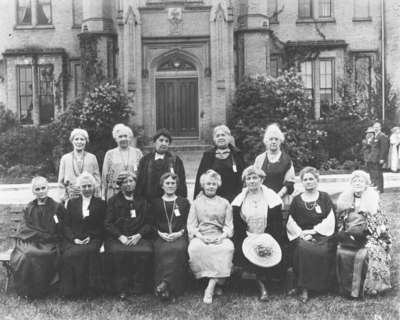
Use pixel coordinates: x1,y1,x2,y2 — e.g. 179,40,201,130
0,192,398,320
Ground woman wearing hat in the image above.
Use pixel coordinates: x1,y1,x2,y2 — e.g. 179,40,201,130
150,172,190,301
232,165,283,301
194,125,246,202
286,167,336,302
60,172,106,297
336,170,391,298
187,170,234,304
104,171,153,299
58,128,100,200
102,124,143,201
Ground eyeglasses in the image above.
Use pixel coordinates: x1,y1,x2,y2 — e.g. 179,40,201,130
34,186,47,192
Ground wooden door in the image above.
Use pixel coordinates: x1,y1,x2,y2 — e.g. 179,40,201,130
156,78,198,137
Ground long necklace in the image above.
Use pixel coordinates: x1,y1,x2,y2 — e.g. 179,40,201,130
119,148,130,171
162,199,176,234
72,151,85,177
304,200,317,211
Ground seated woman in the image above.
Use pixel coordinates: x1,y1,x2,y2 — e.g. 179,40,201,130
187,170,234,304
150,172,190,301
336,170,391,298
232,166,283,301
60,172,106,297
286,167,336,303
104,171,153,299
10,176,64,298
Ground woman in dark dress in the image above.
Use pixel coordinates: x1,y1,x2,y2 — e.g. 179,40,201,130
60,172,106,297
232,166,283,301
150,172,190,301
194,125,245,202
10,176,64,298
104,171,153,299
286,167,336,302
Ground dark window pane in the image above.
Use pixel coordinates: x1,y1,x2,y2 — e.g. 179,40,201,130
17,0,32,25
73,63,82,97
270,56,279,78
37,0,52,25
320,59,334,105
18,65,33,124
299,0,312,18
39,65,54,124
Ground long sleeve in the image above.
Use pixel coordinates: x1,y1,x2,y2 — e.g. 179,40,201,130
286,215,303,241
135,155,147,198
87,200,106,240
283,162,295,195
101,150,112,199
187,204,199,239
58,155,66,185
313,209,335,236
176,156,187,198
62,202,75,242
138,201,153,238
222,202,234,238
90,154,101,187
194,153,208,200
104,198,122,239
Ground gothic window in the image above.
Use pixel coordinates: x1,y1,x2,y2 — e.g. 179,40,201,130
157,57,196,71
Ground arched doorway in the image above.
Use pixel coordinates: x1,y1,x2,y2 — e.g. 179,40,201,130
155,55,199,137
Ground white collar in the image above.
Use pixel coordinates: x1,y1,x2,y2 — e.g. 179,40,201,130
232,185,282,208
155,153,165,160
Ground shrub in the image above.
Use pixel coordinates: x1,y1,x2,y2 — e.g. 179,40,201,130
229,70,326,169
0,103,18,134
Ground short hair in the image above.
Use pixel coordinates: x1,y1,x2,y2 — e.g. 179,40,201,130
112,123,133,140
153,128,172,143
299,166,319,181
241,165,266,183
31,176,48,188
115,171,137,186
69,128,89,143
213,125,231,139
350,170,371,186
263,123,285,146
76,172,97,188
160,172,180,187
199,169,222,188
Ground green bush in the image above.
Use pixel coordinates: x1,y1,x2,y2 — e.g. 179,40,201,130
0,103,18,134
229,70,326,169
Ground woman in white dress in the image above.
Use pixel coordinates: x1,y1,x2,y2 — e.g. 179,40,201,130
102,124,143,201
187,169,234,304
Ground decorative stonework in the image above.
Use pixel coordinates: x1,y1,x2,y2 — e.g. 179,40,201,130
168,8,183,35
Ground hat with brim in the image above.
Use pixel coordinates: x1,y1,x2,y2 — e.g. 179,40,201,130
365,127,375,133
242,233,282,268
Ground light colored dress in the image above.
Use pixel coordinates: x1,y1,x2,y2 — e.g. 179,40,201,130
58,151,100,198
187,193,234,278
101,146,143,201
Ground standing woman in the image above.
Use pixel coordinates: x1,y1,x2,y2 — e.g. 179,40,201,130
10,177,64,298
188,170,234,304
232,166,283,301
102,124,143,201
58,128,100,200
254,123,295,207
194,125,246,202
286,167,336,303
104,171,153,298
336,170,391,298
150,172,190,301
60,172,106,297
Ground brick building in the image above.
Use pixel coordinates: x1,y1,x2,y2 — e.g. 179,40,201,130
0,0,398,142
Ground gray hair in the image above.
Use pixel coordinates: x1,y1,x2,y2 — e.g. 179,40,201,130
350,170,371,186
69,128,89,143
263,123,285,146
213,125,231,139
299,166,319,181
31,176,48,188
241,165,265,183
112,123,133,140
76,172,97,188
200,169,222,188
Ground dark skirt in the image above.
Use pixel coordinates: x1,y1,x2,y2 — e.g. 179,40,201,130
154,236,188,296
60,239,104,296
10,239,59,298
104,238,153,293
292,236,336,292
336,245,368,298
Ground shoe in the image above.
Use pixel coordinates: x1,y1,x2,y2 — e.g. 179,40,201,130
155,281,171,301
300,288,308,303
119,291,127,300
287,288,297,296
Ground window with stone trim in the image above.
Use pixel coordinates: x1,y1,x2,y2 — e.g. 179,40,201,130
320,59,334,105
298,0,312,19
17,65,33,124
319,0,332,18
353,0,370,20
354,53,373,100
16,0,52,26
38,65,54,124
300,61,313,100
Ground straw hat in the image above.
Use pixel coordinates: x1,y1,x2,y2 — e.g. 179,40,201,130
242,233,282,268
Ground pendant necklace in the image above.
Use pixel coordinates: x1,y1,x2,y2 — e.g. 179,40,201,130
72,151,85,177
162,199,176,234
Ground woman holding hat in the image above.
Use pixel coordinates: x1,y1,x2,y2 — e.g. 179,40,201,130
60,172,106,297
232,165,283,301
104,171,153,298
150,172,190,301
58,128,100,200
336,170,391,298
102,124,143,201
286,167,336,302
187,169,234,304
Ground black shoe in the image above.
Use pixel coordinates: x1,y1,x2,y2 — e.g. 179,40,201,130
155,281,170,301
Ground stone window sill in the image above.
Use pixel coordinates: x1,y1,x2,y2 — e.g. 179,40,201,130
296,17,336,24
352,17,372,22
14,25,55,30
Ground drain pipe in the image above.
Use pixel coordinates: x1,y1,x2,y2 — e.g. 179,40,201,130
381,0,385,122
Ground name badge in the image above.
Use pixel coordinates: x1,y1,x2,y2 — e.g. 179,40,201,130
99,243,105,253
170,167,175,174
130,209,136,218
53,215,59,224
83,208,90,217
174,208,181,217
232,164,237,173
315,205,322,214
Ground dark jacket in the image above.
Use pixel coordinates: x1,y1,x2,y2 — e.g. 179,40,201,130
367,132,389,164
